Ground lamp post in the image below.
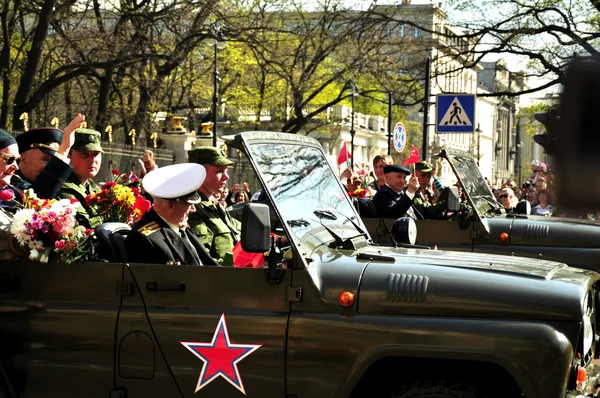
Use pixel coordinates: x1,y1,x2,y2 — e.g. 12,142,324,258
422,57,431,161
205,23,227,147
345,80,360,169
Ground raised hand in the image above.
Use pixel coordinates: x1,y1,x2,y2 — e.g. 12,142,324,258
57,114,85,157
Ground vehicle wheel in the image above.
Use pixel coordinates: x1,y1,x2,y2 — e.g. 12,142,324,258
390,380,496,398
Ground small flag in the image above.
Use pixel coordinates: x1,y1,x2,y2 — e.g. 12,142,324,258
337,141,352,167
402,145,420,166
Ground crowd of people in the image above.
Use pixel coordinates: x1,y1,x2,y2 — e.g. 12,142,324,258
0,115,266,267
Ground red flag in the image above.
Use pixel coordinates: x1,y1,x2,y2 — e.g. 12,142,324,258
337,141,352,166
402,145,420,165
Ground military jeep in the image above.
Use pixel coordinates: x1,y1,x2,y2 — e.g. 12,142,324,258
362,149,600,273
0,132,599,398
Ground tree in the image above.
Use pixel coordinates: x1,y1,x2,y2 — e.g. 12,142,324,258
443,0,600,96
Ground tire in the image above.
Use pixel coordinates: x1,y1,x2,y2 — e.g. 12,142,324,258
390,380,493,398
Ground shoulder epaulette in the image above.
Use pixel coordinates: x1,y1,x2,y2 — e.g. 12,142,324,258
138,221,161,236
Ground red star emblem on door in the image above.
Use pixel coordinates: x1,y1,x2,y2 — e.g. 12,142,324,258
180,314,262,395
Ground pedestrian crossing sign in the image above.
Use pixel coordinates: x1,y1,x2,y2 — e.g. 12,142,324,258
436,94,476,133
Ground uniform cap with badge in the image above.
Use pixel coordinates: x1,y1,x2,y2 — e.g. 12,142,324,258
188,146,234,166
415,161,433,174
16,128,63,155
142,163,206,204
383,164,411,175
72,128,103,153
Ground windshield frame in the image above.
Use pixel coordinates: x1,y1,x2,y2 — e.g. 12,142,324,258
438,148,502,220
233,131,370,250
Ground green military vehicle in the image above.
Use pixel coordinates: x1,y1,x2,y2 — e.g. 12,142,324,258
0,132,599,398
362,149,600,273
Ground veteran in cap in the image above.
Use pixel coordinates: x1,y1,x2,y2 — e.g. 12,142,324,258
125,163,218,266
372,164,420,219
12,114,85,199
186,146,241,264
57,127,104,228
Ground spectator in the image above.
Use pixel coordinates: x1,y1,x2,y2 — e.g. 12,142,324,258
526,189,538,207
138,149,158,178
234,190,249,203
499,187,519,213
532,189,554,216
368,154,392,194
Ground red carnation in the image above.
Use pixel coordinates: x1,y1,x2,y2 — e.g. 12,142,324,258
112,169,120,175
103,182,116,189
0,189,14,202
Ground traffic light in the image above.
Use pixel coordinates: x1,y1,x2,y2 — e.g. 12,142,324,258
533,108,559,156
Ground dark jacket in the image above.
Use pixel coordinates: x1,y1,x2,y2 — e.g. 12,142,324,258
126,208,218,266
11,156,73,199
372,184,414,219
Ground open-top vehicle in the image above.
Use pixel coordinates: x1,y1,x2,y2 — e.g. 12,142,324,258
0,133,599,398
362,148,600,273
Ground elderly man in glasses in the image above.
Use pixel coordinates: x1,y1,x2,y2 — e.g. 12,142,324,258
11,114,85,199
0,129,22,258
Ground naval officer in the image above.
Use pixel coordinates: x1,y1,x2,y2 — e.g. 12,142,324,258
125,163,218,266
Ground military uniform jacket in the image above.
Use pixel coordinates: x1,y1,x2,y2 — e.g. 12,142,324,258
188,192,241,263
412,190,448,220
11,156,73,199
126,209,217,266
372,184,414,219
56,173,102,229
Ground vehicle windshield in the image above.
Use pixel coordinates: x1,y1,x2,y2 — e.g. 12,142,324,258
445,151,500,217
248,142,362,242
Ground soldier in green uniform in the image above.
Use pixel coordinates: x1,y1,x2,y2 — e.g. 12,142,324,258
411,161,448,219
187,147,241,264
57,128,104,229
11,114,85,199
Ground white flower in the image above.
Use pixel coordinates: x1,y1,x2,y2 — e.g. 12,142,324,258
39,253,49,263
29,249,39,261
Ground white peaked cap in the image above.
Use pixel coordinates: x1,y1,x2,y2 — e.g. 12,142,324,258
142,163,206,204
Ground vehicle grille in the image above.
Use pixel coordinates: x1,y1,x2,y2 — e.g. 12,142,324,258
385,273,429,303
524,224,550,240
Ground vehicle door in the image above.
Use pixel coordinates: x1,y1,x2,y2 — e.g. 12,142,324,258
0,259,122,398
120,264,291,398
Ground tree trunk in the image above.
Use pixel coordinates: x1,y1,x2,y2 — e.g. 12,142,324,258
12,0,55,130
95,64,115,135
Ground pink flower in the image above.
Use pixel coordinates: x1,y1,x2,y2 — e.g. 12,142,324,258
55,240,66,250
0,189,14,202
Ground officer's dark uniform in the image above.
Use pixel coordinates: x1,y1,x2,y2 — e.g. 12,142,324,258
372,165,415,219
125,163,218,266
11,128,73,199
127,208,217,266
56,128,103,229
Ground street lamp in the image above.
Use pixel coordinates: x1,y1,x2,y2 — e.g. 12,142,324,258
344,80,360,169
205,23,227,147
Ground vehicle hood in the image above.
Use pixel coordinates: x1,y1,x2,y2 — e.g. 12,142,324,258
486,215,600,247
357,246,597,322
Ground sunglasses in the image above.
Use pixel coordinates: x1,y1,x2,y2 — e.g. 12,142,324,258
499,194,510,199
0,153,19,165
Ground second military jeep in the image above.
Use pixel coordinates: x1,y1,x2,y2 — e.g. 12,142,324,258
362,149,600,274
0,132,599,398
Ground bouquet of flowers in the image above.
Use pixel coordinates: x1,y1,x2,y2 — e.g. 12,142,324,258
86,174,151,225
10,189,94,264
112,169,139,186
354,162,373,188
348,188,369,199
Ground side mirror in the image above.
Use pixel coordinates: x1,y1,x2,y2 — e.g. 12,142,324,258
391,217,417,245
446,186,460,212
241,203,271,253
514,200,531,215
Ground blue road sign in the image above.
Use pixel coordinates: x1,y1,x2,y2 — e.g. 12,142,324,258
393,122,406,152
436,94,476,133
